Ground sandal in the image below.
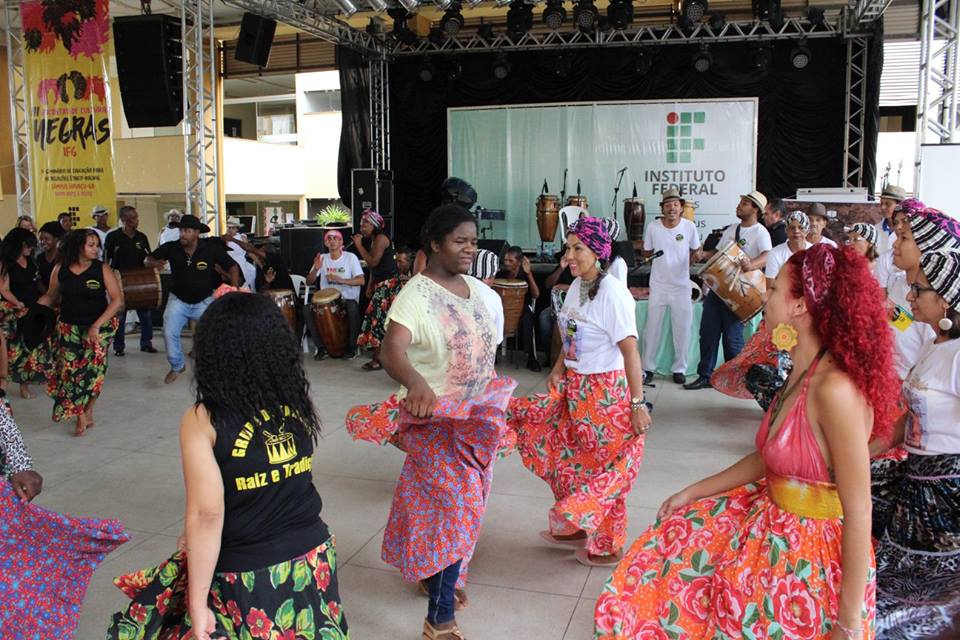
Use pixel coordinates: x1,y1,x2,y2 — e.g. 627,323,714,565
422,620,466,640
539,530,587,547
361,360,383,371
417,581,468,610
574,548,622,567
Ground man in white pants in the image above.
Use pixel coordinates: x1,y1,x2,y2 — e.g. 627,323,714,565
642,188,702,385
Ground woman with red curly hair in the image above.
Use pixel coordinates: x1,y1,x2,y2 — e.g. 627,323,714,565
595,244,900,640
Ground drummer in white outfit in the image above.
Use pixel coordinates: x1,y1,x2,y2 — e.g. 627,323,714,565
642,188,702,385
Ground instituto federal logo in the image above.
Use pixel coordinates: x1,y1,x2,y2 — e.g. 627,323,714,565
666,111,706,163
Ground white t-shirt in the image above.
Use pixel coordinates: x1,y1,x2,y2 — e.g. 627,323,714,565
158,226,180,247
643,218,700,289
903,337,960,455
315,251,364,302
558,275,638,374
718,223,772,260
764,240,811,279
608,257,628,283
226,237,257,290
874,251,896,292
875,219,896,256
887,272,938,378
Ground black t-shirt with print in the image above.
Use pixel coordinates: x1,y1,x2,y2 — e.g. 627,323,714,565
152,239,237,304
59,261,108,326
104,228,151,270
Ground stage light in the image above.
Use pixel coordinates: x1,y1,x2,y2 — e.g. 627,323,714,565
542,0,566,30
418,59,436,81
398,0,420,11
440,2,464,36
494,0,513,6
428,26,445,43
573,0,598,32
749,43,770,71
692,45,711,72
433,0,452,8
335,0,358,17
389,7,419,44
708,12,725,30
492,53,511,79
807,6,825,25
477,20,496,39
507,0,534,36
752,0,781,23
790,42,812,68
607,0,633,30
464,0,484,6
681,0,707,22
367,0,388,11
366,17,384,35
635,48,653,76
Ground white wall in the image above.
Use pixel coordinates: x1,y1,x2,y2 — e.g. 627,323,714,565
223,137,308,196
295,71,342,200
875,131,917,194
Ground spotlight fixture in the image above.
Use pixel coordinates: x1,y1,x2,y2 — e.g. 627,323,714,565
428,26,445,44
367,0,388,10
389,7,419,45
492,53,511,79
477,20,496,39
440,2,464,36
749,44,770,71
506,0,534,36
494,0,512,6
398,0,420,11
433,0,452,8
790,41,812,69
542,0,566,30
680,0,707,22
752,0,781,23
334,0,358,17
573,0,598,32
692,45,711,73
635,48,653,76
418,59,436,82
708,12,725,30
365,17,384,35
464,0,484,6
607,0,633,30
806,6,825,25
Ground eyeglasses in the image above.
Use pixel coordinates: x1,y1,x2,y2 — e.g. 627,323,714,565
909,283,937,297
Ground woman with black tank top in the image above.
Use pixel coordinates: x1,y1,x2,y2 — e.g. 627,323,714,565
37,221,64,290
0,228,54,398
107,292,347,640
38,230,123,435
354,209,401,371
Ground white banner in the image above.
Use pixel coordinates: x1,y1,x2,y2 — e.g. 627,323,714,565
449,98,758,249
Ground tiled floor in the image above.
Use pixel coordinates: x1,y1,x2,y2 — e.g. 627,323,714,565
10,342,759,639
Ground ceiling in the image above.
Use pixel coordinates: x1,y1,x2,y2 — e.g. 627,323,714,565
223,73,297,98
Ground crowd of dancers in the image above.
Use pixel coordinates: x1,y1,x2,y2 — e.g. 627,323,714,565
0,180,958,640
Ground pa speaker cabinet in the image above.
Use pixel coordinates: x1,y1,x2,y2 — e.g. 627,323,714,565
279,227,328,277
351,168,394,237
113,15,183,128
235,13,276,67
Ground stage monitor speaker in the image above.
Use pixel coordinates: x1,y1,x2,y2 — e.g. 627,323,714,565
279,227,327,277
351,168,394,236
235,13,276,67
478,239,508,259
113,15,183,128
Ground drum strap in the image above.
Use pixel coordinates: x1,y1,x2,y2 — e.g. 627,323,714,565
734,224,741,244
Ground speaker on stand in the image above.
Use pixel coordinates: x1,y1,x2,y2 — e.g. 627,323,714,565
351,169,394,238
113,15,183,127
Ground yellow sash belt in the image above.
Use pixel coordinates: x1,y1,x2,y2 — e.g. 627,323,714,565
767,472,843,520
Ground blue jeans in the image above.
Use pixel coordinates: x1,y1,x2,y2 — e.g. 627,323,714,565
113,308,154,352
696,291,745,379
425,559,462,626
163,294,212,372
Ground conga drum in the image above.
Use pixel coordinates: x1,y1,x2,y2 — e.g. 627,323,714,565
536,194,561,243
266,289,298,333
115,268,162,310
623,198,646,246
310,288,348,357
492,279,528,339
566,195,589,210
699,242,766,321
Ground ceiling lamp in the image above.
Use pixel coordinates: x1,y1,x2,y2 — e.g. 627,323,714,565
573,0,598,32
492,53,511,79
542,0,566,30
753,0,781,22
692,45,712,72
367,0,388,11
433,0,452,8
790,42,812,68
334,0,358,17
440,2,464,36
398,0,420,11
607,0,633,30
507,0,534,37
680,0,707,22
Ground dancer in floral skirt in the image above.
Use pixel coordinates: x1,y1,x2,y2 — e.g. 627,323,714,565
509,216,651,567
595,244,900,640
108,292,347,640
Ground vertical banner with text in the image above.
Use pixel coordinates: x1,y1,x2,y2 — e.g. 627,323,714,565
20,0,116,226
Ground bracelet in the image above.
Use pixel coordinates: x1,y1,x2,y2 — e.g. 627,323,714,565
834,621,862,639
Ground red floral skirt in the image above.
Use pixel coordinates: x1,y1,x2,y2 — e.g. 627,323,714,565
48,318,118,422
357,277,402,350
508,369,646,556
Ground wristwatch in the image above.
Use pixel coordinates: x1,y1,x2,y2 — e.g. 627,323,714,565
630,396,646,411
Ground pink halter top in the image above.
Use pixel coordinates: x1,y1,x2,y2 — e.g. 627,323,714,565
755,356,832,484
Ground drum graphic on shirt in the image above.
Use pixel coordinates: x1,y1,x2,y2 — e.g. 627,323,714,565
700,242,766,321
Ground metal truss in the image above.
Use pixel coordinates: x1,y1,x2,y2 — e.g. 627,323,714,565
843,36,869,188
221,0,384,54
369,56,390,171
181,0,221,231
847,0,894,29
915,0,960,186
390,15,856,56
3,1,33,218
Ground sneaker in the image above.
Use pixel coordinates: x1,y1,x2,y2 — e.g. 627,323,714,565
164,367,186,384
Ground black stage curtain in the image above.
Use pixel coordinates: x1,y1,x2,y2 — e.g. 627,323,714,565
337,46,371,208
340,32,882,246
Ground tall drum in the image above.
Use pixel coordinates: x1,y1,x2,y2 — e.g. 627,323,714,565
699,242,766,321
565,195,589,210
266,289,298,333
622,198,645,245
536,194,560,243
310,288,348,357
492,279,528,339
115,268,162,310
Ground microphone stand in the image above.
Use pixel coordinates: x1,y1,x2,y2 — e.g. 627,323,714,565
538,179,550,261
611,168,627,218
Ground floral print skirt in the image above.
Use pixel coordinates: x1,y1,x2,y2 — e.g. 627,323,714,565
0,462,129,640
357,277,402,351
0,301,56,385
107,536,348,640
48,318,117,422
507,369,646,556
594,481,876,640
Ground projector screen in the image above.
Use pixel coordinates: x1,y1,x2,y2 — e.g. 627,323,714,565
448,98,758,250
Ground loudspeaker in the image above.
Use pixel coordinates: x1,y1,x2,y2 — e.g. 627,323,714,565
235,13,276,67
279,227,328,277
351,169,394,237
478,239,508,258
113,15,183,128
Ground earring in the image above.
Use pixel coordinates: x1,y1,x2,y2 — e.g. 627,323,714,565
940,311,954,332
771,323,799,351
595,259,602,271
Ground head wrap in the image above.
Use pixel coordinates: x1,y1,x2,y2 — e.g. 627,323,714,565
786,210,810,231
567,216,612,261
601,217,621,242
801,243,837,308
361,209,384,231
907,207,960,254
898,197,926,216
850,222,878,247
470,249,499,281
324,229,344,242
921,252,960,313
